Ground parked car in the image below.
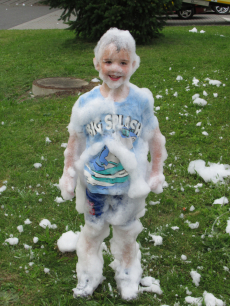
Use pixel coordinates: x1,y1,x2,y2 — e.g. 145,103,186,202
176,0,230,19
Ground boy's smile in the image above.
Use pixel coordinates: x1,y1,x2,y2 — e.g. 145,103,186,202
98,44,133,89
109,75,122,81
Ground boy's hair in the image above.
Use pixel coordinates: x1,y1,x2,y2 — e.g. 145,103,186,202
94,28,140,74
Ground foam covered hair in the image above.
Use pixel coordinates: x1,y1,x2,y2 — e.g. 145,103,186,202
94,28,140,74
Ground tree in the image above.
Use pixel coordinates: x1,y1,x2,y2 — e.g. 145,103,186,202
43,0,182,44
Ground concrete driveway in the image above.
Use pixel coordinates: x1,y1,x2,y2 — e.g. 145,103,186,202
0,0,59,29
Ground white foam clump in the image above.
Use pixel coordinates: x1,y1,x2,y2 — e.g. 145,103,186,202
173,92,178,97
34,163,42,168
192,94,200,100
203,291,225,306
176,75,183,81
189,222,199,229
155,106,160,111
24,244,32,250
163,181,169,188
39,219,57,229
91,78,100,82
156,95,162,99
200,30,205,34
205,78,222,87
185,296,202,306
213,93,218,98
195,184,202,189
181,254,187,261
33,237,39,243
139,277,163,295
203,90,208,96
44,268,50,273
202,131,209,136
190,270,201,286
226,220,230,235
61,143,68,148
192,77,199,86
188,160,230,183
17,225,23,232
186,292,225,306
149,200,160,205
149,233,163,246
5,237,19,245
108,283,113,296
46,137,51,143
186,287,192,295
57,231,80,253
0,185,7,193
193,98,207,106
189,27,198,33
196,122,202,126
169,131,175,135
213,196,228,205
171,226,179,230
54,196,65,203
24,218,32,225
190,205,195,212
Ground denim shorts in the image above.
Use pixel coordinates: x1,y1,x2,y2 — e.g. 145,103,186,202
86,188,124,217
85,189,146,227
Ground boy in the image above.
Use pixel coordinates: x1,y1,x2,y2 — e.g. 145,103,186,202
59,28,167,300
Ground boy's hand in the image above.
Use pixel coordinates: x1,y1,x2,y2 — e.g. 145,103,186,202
59,171,76,200
148,173,165,194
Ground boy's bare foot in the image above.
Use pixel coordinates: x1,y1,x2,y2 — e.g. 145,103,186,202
72,275,105,298
119,279,139,300
73,279,93,297
116,269,140,300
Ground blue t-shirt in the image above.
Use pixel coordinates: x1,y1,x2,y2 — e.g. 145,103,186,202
68,85,158,195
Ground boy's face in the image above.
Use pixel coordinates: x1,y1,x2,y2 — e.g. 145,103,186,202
97,44,134,89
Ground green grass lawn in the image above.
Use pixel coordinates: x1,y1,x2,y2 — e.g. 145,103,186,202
0,26,230,306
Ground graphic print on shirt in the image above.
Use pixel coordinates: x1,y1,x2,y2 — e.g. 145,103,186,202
84,114,141,189
85,114,142,137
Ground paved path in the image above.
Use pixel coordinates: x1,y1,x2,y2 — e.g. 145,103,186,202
8,9,70,29
0,0,229,30
0,0,60,29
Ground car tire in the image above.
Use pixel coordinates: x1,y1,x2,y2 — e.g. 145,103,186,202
212,5,230,14
177,8,195,19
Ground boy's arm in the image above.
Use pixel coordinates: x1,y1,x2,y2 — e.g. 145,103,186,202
148,126,167,194
59,133,85,200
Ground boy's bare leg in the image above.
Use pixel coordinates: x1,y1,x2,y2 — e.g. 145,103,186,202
110,219,143,300
73,222,110,297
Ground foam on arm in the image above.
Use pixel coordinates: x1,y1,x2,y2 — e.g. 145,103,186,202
148,127,167,194
59,133,86,200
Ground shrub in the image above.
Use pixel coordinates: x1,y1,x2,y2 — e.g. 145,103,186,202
43,0,182,44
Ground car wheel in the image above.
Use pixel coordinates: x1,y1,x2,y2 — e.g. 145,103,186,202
213,5,230,14
177,8,195,19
